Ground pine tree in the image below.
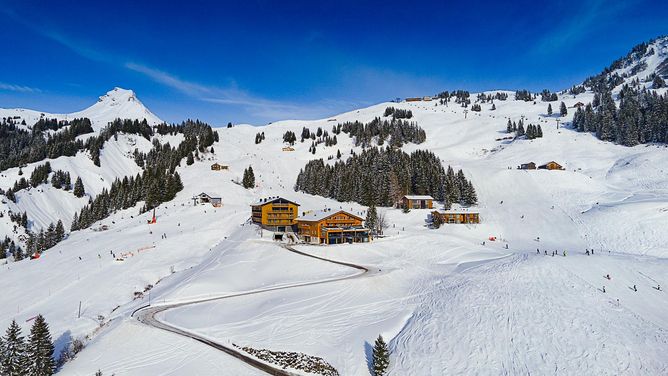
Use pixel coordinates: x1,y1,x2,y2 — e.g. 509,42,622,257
242,166,255,189
506,119,513,133
2,320,28,376
73,177,85,198
372,335,389,376
559,101,568,117
186,152,194,165
547,103,553,116
432,212,443,228
26,315,54,376
336,149,341,159
365,206,378,236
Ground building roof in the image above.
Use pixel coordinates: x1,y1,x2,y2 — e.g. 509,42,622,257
296,209,363,222
539,161,562,167
403,195,434,200
251,196,300,207
196,192,221,199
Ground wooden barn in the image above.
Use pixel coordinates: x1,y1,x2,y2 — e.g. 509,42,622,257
538,161,564,170
402,195,434,209
193,192,222,207
211,163,229,171
296,209,370,245
519,162,536,170
251,197,300,232
432,210,480,224
282,146,295,152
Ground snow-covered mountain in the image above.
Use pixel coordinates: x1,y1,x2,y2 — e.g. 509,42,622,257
1,37,668,376
0,87,163,131
583,35,668,91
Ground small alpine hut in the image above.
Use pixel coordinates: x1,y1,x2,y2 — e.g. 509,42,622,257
296,209,370,245
572,102,585,108
402,195,434,209
538,161,564,170
519,162,536,170
193,192,222,207
211,163,228,171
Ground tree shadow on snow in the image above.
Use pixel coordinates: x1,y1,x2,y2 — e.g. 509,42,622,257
53,330,72,361
364,340,374,375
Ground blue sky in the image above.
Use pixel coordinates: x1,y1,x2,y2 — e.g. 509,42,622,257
0,0,666,125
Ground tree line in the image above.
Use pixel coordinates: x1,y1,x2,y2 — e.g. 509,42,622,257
294,146,477,207
572,85,668,145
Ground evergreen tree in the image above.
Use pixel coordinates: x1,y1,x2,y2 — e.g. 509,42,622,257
372,335,389,376
547,103,553,116
26,315,54,376
365,206,378,235
652,75,666,89
559,101,568,117
432,212,443,228
242,166,255,189
336,149,341,159
186,152,194,165
73,177,85,198
2,320,27,376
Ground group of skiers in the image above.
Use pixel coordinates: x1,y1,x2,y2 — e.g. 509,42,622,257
536,248,567,257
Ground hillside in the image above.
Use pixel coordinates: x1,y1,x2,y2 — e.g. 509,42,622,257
1,37,668,375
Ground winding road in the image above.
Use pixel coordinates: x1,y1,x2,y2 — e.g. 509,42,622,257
132,243,370,375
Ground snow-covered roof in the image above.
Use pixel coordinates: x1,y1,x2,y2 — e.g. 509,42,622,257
296,209,362,222
196,192,221,199
403,195,434,200
251,196,299,206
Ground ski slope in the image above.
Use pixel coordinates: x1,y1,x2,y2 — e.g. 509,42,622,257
3,37,668,374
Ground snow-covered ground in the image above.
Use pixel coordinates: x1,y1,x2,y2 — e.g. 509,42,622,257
2,45,668,375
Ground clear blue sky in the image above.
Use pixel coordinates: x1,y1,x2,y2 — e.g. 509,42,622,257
0,0,666,125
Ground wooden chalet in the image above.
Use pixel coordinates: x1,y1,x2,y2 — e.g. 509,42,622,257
572,102,585,108
282,146,295,152
211,163,228,171
519,162,536,170
538,161,564,170
251,197,300,232
296,209,370,245
431,210,480,224
405,97,422,102
402,195,434,209
193,192,222,207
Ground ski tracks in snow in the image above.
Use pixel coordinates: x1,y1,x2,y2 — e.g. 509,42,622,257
390,253,668,375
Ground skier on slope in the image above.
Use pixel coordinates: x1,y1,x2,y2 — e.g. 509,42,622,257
633,285,637,292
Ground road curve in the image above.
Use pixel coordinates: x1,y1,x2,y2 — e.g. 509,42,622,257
133,243,369,375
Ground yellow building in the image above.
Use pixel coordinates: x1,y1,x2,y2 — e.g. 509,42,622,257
251,197,300,231
296,209,370,244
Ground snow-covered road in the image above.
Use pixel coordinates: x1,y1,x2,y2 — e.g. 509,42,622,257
133,243,369,375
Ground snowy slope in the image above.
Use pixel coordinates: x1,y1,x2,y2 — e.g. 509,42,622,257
3,38,668,375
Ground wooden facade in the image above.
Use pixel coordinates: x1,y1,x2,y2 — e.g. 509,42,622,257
519,162,536,170
282,147,295,152
538,161,564,170
296,210,370,244
432,211,480,224
251,197,300,231
405,97,422,102
402,195,434,209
